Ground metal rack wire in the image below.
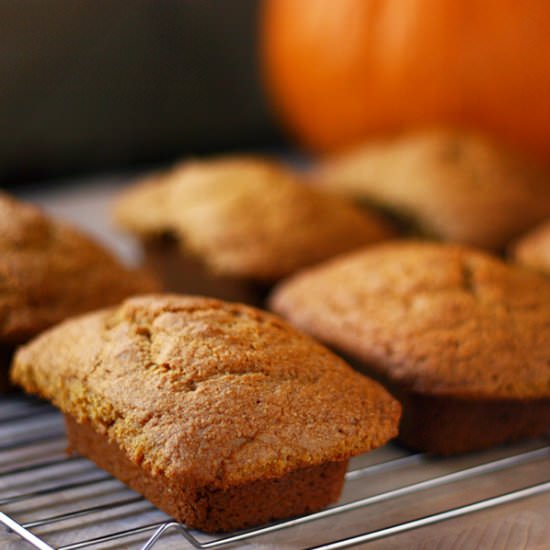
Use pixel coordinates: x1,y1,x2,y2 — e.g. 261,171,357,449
1,395,549,550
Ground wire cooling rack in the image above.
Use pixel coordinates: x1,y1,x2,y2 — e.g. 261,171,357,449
1,395,549,550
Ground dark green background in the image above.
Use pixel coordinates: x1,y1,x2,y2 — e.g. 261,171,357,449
0,0,282,184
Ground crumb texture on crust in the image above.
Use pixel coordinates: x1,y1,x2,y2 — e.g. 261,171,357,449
512,219,550,275
114,157,394,280
0,192,158,344
270,241,550,400
317,129,550,249
12,294,400,489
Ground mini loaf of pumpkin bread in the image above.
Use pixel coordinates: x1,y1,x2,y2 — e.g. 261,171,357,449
11,294,400,532
113,156,394,305
0,192,157,391
270,241,550,455
316,129,550,250
511,219,550,276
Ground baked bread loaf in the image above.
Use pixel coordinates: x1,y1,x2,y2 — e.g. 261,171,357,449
316,129,550,250
270,241,550,455
511,219,550,276
11,294,400,532
0,192,157,389
114,156,394,304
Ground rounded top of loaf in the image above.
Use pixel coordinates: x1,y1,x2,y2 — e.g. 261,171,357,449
511,218,550,275
114,156,394,281
12,294,400,488
317,129,550,249
0,192,158,344
270,241,550,400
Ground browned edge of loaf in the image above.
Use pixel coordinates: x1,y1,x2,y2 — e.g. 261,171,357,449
65,415,348,532
391,386,550,455
315,352,550,456
143,236,271,306
0,345,15,392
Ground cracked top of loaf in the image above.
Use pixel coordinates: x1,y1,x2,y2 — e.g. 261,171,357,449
270,241,550,400
11,294,400,488
0,192,158,344
113,157,394,281
316,129,550,250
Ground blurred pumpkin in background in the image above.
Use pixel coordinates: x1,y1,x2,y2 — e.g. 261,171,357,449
262,0,550,161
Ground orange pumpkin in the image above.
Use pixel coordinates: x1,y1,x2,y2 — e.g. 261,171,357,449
261,0,550,161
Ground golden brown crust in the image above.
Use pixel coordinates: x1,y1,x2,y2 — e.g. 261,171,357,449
316,129,550,249
511,219,550,275
12,294,400,490
270,241,550,401
0,192,158,345
114,157,394,281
